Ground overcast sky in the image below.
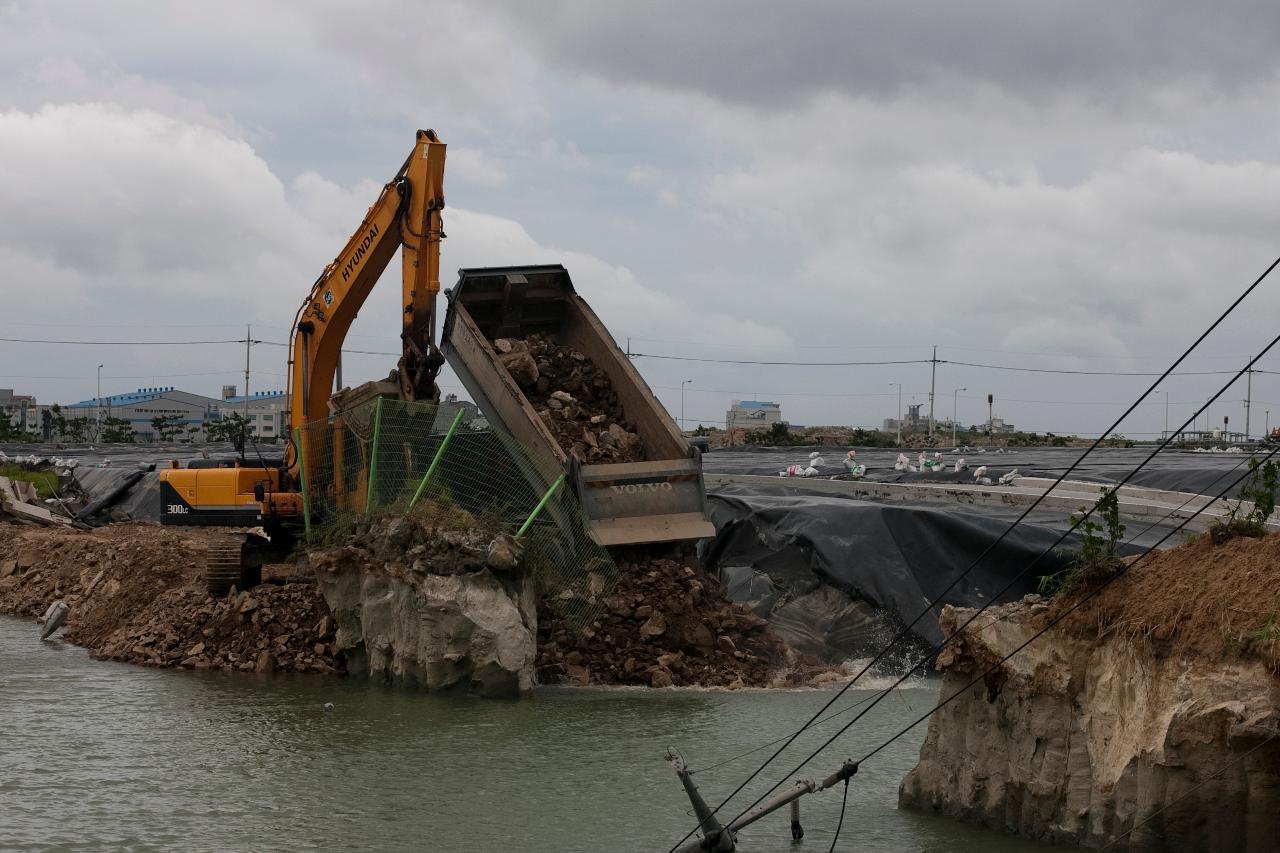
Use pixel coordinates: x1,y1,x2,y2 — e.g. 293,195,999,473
4,1,1280,437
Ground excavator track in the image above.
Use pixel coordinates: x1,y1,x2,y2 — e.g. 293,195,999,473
205,537,244,596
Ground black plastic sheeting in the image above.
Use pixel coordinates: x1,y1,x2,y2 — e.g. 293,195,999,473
702,485,1157,662
73,467,160,523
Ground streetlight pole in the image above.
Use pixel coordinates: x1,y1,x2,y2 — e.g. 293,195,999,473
889,383,902,445
680,379,692,432
96,363,104,441
952,387,966,446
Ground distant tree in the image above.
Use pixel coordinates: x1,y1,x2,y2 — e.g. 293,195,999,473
149,414,184,442
0,410,19,441
848,428,898,448
47,404,68,440
65,416,90,443
100,416,134,443
746,421,805,446
207,412,248,453
692,424,711,436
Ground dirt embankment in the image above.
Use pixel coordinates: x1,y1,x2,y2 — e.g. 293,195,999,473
0,522,341,674
1055,531,1280,669
900,532,1280,852
538,547,811,688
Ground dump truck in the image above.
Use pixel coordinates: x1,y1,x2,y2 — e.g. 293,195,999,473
441,264,715,548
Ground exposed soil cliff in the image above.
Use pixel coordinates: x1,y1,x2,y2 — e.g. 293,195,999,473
900,533,1280,851
309,511,537,699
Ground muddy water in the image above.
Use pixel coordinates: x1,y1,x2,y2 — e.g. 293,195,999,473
0,617,1048,852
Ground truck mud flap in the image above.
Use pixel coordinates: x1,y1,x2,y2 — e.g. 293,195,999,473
575,458,715,547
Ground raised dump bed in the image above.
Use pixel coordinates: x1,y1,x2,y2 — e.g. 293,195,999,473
441,264,714,547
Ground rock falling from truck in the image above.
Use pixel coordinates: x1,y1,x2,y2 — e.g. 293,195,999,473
494,333,647,465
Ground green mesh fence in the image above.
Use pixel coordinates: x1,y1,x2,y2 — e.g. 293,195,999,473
294,396,617,630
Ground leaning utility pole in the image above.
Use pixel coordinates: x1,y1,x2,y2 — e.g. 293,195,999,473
928,345,937,437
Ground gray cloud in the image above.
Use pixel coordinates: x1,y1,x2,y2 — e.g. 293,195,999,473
3,1,1280,436
494,1,1280,108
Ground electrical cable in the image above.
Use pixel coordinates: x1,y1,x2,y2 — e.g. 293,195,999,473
711,333,1280,839
0,337,251,346
632,351,1240,376
632,353,933,367
665,253,1280,853
689,692,882,776
696,445,1256,790
827,777,850,853
852,443,1280,770
944,359,1235,377
688,442,1276,853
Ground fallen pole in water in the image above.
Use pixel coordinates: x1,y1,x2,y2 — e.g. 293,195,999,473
668,751,857,852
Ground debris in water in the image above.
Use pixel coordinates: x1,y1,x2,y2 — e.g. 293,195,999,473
40,599,68,639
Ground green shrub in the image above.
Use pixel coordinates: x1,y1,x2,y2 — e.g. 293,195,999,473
1040,487,1125,596
1210,458,1278,542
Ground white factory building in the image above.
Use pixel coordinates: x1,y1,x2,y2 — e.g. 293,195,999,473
56,385,287,442
726,400,782,432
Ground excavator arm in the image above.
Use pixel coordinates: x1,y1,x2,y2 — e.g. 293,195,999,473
285,129,446,476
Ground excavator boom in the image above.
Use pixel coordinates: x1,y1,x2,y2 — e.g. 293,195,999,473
287,128,447,472
160,130,447,560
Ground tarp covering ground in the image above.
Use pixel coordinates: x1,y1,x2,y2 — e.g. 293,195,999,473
702,484,1165,662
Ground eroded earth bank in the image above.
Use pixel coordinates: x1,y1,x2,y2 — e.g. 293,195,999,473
900,533,1280,851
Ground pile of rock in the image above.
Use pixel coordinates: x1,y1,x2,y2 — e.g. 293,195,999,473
494,333,645,464
0,523,341,674
91,581,339,674
537,549,789,688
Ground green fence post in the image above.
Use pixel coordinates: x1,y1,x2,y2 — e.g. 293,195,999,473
409,407,466,509
365,397,384,514
517,474,566,538
295,426,312,542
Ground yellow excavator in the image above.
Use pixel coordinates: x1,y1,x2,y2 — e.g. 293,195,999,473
159,129,448,590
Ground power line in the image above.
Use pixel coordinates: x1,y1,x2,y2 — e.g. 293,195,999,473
0,336,251,346
855,444,1280,771
708,328,1280,844
711,446,1257,800
945,359,1237,377
632,351,1245,376
633,353,932,367
667,253,1280,852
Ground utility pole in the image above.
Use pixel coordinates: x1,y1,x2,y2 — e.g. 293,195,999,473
1245,368,1253,439
681,379,692,431
952,387,966,446
928,345,937,437
890,383,902,445
96,363,104,441
243,324,252,456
